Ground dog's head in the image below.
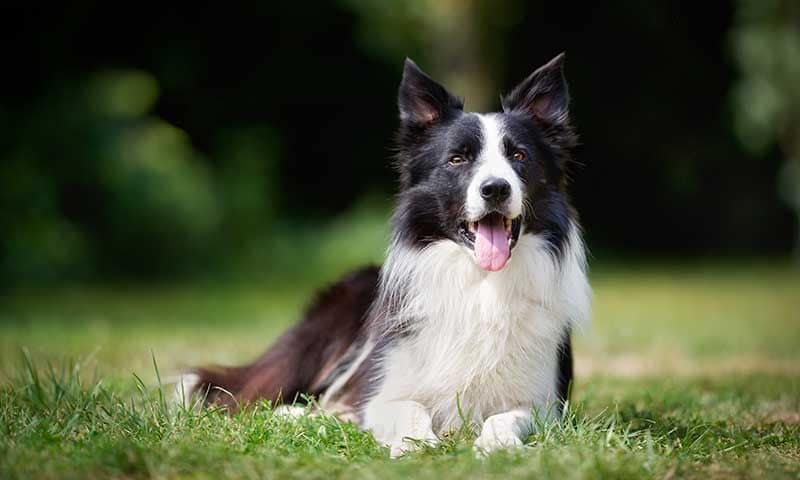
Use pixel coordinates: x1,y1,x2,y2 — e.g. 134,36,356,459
393,54,578,272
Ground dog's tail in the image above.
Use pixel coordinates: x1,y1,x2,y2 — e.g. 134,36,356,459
177,266,380,411
174,366,249,409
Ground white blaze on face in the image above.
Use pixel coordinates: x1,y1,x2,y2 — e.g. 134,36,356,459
466,114,524,221
463,114,527,272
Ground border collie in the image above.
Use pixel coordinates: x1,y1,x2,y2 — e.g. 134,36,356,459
179,53,591,457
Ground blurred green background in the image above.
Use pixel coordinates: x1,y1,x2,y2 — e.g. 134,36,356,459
1,0,798,287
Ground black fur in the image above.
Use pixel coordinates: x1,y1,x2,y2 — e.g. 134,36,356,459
556,332,574,405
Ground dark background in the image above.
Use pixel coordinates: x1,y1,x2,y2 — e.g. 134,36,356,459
1,1,796,286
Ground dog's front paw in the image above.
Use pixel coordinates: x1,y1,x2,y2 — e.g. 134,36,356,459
473,412,528,456
366,400,439,458
473,430,523,455
387,428,439,458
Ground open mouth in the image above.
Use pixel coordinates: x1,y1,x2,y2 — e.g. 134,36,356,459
458,212,522,272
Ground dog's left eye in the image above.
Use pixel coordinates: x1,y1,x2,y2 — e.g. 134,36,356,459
512,151,526,162
449,155,467,166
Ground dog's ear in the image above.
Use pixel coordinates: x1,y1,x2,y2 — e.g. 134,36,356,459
502,53,569,126
398,58,463,126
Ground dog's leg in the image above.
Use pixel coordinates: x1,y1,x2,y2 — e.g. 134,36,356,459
473,408,533,454
363,400,438,458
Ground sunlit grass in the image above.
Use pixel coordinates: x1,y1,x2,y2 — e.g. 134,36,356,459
1,260,798,478
1,354,797,479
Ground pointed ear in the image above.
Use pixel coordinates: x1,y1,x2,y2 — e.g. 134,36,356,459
502,53,569,125
398,58,463,126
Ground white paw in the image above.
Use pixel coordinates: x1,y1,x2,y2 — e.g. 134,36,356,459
473,430,524,455
366,400,440,458
473,412,528,456
387,428,439,458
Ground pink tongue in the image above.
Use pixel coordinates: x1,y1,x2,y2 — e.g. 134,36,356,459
474,215,510,271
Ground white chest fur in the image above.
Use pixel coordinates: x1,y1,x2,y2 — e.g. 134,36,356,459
366,225,591,433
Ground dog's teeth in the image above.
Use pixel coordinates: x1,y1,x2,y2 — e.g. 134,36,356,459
468,222,476,233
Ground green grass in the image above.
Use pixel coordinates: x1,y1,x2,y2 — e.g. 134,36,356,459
1,261,799,479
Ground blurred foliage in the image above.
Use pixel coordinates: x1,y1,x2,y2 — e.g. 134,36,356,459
730,0,800,257
342,0,522,109
0,2,798,286
0,70,258,282
499,2,795,255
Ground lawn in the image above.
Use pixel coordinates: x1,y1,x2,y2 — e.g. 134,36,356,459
1,261,798,479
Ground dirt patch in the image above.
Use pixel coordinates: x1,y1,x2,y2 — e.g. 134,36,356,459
764,410,800,425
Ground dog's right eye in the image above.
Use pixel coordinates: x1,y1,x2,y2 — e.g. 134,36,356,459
449,155,466,166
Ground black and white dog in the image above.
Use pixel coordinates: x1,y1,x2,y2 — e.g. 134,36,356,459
180,54,591,456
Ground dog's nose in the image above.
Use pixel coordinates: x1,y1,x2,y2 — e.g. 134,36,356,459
480,177,511,203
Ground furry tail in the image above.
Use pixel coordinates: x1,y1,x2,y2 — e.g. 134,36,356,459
181,266,380,410
174,367,250,408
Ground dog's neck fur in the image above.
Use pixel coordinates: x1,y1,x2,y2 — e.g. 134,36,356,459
366,222,591,431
